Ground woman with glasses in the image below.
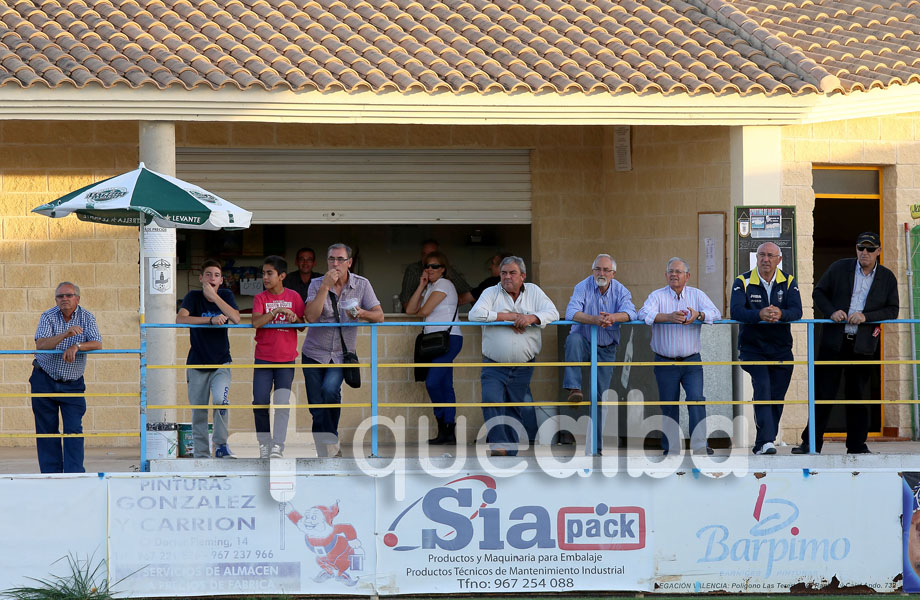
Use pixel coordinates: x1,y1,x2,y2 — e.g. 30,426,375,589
405,250,463,445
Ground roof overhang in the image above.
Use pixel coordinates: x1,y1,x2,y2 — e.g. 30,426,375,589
1,82,918,126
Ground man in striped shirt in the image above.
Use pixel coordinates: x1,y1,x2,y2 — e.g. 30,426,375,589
638,257,721,456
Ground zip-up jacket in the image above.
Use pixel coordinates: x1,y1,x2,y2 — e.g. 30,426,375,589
730,268,802,356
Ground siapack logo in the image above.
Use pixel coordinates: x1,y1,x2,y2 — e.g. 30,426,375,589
383,475,645,552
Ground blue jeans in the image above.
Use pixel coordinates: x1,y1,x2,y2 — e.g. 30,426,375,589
481,358,535,453
425,335,463,423
252,359,294,448
303,356,345,446
653,353,706,452
562,332,617,450
741,350,794,450
29,366,86,473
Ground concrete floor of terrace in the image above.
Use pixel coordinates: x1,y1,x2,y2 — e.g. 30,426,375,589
4,437,920,475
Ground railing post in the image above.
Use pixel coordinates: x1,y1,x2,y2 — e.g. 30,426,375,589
807,321,816,454
139,320,149,471
371,324,378,458
590,324,598,456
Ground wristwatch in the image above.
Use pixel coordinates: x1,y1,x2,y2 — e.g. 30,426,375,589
697,311,705,322
76,343,81,351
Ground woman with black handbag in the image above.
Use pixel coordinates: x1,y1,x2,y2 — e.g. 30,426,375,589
405,250,463,445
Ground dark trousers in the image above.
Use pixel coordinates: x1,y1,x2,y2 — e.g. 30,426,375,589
480,358,535,454
252,359,294,448
29,366,86,473
741,350,794,449
800,336,874,453
654,353,706,452
303,356,345,439
425,335,463,423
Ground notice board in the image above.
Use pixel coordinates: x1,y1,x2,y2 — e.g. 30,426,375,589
734,206,797,279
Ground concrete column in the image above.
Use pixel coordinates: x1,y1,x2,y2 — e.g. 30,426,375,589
729,126,783,446
139,122,177,423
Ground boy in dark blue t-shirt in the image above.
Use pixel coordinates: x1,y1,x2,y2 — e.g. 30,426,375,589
177,260,241,458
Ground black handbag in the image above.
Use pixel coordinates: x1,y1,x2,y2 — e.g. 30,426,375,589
413,305,458,382
330,292,361,389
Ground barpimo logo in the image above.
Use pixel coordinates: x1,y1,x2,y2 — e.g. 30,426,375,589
383,475,645,552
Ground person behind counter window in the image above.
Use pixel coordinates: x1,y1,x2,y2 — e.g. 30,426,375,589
177,260,241,459
284,247,323,302
303,243,384,457
31,282,103,473
400,239,474,308
471,252,513,301
251,255,305,459
405,250,463,445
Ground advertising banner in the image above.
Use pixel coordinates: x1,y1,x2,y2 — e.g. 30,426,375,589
375,472,654,594
656,472,901,592
108,474,376,596
904,473,920,593
0,478,106,590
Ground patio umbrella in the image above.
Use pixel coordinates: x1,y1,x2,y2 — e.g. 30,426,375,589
32,162,252,315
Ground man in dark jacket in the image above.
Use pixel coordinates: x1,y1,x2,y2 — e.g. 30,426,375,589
792,232,899,454
731,242,802,455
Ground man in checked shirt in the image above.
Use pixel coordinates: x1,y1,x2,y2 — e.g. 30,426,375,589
30,282,103,473
638,258,721,456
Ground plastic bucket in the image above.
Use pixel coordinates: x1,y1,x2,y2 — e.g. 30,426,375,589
177,423,213,458
146,423,178,460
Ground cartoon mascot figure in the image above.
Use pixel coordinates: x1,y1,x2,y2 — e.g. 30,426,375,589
285,501,362,586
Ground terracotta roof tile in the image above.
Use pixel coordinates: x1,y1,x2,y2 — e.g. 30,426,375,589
0,0,918,95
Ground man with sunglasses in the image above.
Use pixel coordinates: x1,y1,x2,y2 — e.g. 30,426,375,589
730,242,801,455
560,254,636,452
792,232,899,454
30,282,103,473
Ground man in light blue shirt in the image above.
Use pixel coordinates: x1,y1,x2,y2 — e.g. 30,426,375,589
561,254,636,452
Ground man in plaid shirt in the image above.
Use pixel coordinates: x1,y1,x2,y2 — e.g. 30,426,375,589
30,282,102,473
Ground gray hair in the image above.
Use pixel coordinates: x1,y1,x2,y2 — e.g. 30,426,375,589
666,257,690,274
327,243,353,259
500,256,526,275
56,281,80,296
592,253,617,271
757,242,782,256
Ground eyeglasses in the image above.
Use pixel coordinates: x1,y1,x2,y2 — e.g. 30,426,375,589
592,267,614,274
424,263,444,270
328,256,349,263
756,253,780,259
55,293,76,299
667,269,687,275
857,246,879,253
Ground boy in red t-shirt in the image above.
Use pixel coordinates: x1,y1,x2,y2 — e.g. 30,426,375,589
252,255,305,459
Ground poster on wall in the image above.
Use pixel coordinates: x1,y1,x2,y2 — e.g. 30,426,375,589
0,478,107,591
904,473,920,592
734,206,796,279
375,473,654,594
108,474,376,597
656,472,901,592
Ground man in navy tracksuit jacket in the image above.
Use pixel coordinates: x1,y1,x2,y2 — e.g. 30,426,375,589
730,242,802,455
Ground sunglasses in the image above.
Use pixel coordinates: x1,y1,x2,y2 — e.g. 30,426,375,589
856,246,879,253
424,263,445,270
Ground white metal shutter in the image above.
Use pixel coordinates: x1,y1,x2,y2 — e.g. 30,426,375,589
176,148,531,224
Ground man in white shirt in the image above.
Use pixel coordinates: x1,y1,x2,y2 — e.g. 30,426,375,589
637,257,721,456
469,256,559,456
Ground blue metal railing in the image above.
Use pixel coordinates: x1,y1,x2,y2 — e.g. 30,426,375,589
137,318,910,467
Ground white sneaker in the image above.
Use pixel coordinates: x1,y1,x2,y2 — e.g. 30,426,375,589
259,444,271,459
270,444,284,458
754,442,777,455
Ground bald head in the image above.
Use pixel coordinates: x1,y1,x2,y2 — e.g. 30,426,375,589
756,242,782,280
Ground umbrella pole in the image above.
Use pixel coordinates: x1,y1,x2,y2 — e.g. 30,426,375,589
139,213,149,471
